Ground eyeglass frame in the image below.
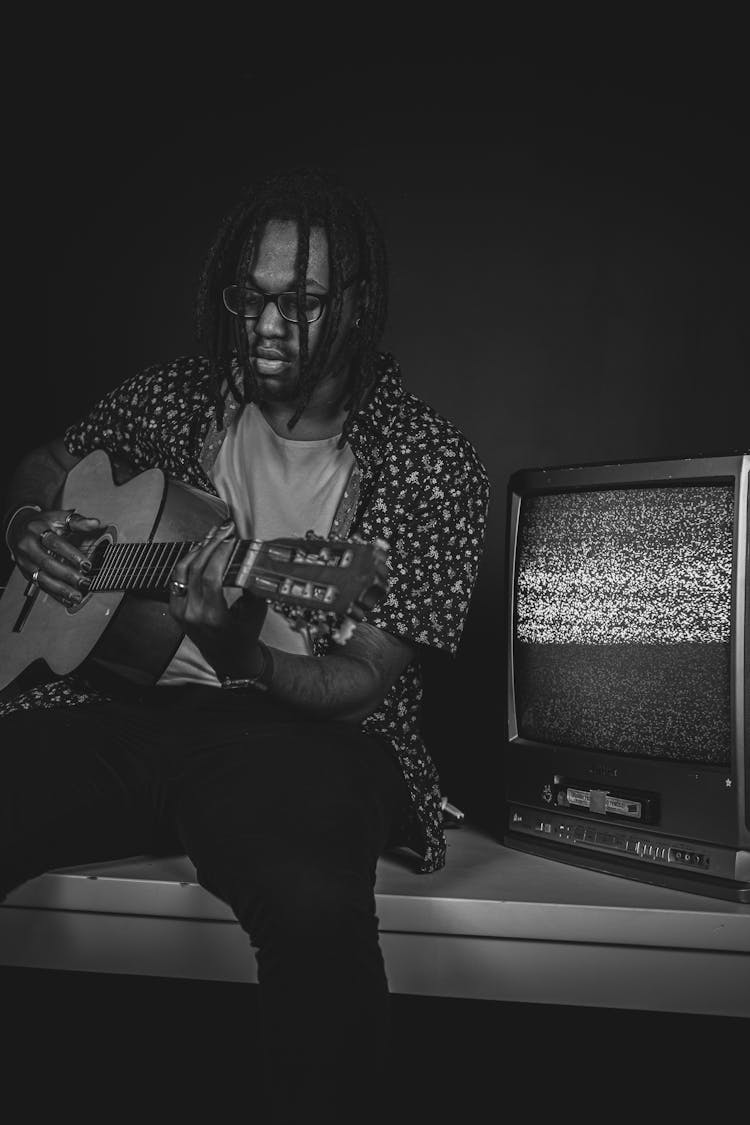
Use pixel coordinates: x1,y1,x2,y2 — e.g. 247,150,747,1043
221,275,360,326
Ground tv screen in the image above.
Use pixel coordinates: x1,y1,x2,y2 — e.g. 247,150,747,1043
514,483,733,765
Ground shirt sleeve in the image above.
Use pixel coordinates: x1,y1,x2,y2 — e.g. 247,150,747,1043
63,364,169,471
363,436,490,657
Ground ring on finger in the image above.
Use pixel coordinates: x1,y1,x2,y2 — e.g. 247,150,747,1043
169,579,188,598
64,510,77,531
31,567,41,585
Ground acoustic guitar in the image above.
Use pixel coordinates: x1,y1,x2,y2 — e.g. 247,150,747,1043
0,450,389,691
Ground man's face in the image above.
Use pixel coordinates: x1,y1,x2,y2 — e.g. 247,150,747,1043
240,218,358,405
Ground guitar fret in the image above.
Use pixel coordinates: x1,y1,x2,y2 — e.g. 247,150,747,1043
149,542,167,591
89,545,109,592
160,542,180,588
163,541,187,588
116,542,138,591
152,541,173,591
132,541,152,590
108,542,125,590
95,543,120,591
112,542,134,591
140,542,159,592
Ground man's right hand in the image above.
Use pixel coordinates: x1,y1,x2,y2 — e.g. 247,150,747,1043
8,508,102,606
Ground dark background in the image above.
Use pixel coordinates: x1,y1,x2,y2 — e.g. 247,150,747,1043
3,15,748,1112
8,21,748,828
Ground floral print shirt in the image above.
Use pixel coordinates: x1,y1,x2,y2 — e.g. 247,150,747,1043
6,352,489,872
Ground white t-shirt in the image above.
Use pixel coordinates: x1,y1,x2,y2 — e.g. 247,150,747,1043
158,403,355,686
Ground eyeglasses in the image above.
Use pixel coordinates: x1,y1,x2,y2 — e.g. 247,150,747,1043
223,285,327,325
222,276,359,326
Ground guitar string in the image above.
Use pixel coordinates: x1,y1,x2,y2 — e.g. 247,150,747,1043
155,541,177,589
111,540,136,591
116,541,139,590
91,540,119,592
108,540,133,591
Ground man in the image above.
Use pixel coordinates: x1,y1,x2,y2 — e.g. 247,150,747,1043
1,167,489,1121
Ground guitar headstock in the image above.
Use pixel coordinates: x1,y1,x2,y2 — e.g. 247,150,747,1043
231,532,390,643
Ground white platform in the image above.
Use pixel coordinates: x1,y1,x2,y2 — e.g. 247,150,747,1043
2,825,749,1017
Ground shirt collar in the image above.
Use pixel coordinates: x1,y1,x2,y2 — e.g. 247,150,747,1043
205,351,404,480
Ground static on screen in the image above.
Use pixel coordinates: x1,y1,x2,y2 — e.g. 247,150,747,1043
514,485,733,764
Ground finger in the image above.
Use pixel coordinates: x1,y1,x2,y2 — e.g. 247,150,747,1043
186,521,235,591
32,565,85,606
29,547,92,589
197,537,236,597
36,526,94,573
167,575,189,616
17,540,88,596
64,513,101,533
168,524,233,616
168,538,235,625
19,516,95,574
52,512,101,537
169,521,232,587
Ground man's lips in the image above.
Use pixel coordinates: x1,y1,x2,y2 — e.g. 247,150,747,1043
255,347,287,360
254,348,292,375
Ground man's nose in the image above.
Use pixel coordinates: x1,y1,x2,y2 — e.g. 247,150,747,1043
254,299,286,337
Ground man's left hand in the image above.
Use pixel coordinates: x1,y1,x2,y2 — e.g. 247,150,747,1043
167,519,267,678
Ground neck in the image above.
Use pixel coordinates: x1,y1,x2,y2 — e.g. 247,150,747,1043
260,400,348,441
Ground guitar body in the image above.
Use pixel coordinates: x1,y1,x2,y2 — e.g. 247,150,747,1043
0,450,228,691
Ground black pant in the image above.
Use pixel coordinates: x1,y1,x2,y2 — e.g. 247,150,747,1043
0,684,409,1123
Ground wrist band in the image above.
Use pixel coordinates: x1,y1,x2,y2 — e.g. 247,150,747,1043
4,504,42,560
220,641,274,692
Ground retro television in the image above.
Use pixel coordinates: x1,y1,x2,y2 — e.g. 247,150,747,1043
504,452,749,902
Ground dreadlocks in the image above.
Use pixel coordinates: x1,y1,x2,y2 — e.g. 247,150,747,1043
195,167,388,448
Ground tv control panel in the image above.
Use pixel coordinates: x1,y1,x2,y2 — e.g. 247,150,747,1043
506,805,738,880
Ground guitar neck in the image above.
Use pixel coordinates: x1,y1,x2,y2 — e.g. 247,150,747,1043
88,538,266,594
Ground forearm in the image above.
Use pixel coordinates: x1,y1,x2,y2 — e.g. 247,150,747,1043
265,647,383,723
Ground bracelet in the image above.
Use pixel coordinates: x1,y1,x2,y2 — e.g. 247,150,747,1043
4,504,42,560
220,641,274,692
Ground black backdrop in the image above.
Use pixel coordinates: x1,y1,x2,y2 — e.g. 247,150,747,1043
6,19,749,831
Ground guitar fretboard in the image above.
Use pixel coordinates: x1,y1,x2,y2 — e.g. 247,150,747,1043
89,540,257,593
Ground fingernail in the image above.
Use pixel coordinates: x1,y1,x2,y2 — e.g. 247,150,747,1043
80,559,92,573
220,519,234,529
78,576,92,592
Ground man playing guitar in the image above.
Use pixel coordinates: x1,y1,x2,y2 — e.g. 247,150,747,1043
1,167,489,1123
